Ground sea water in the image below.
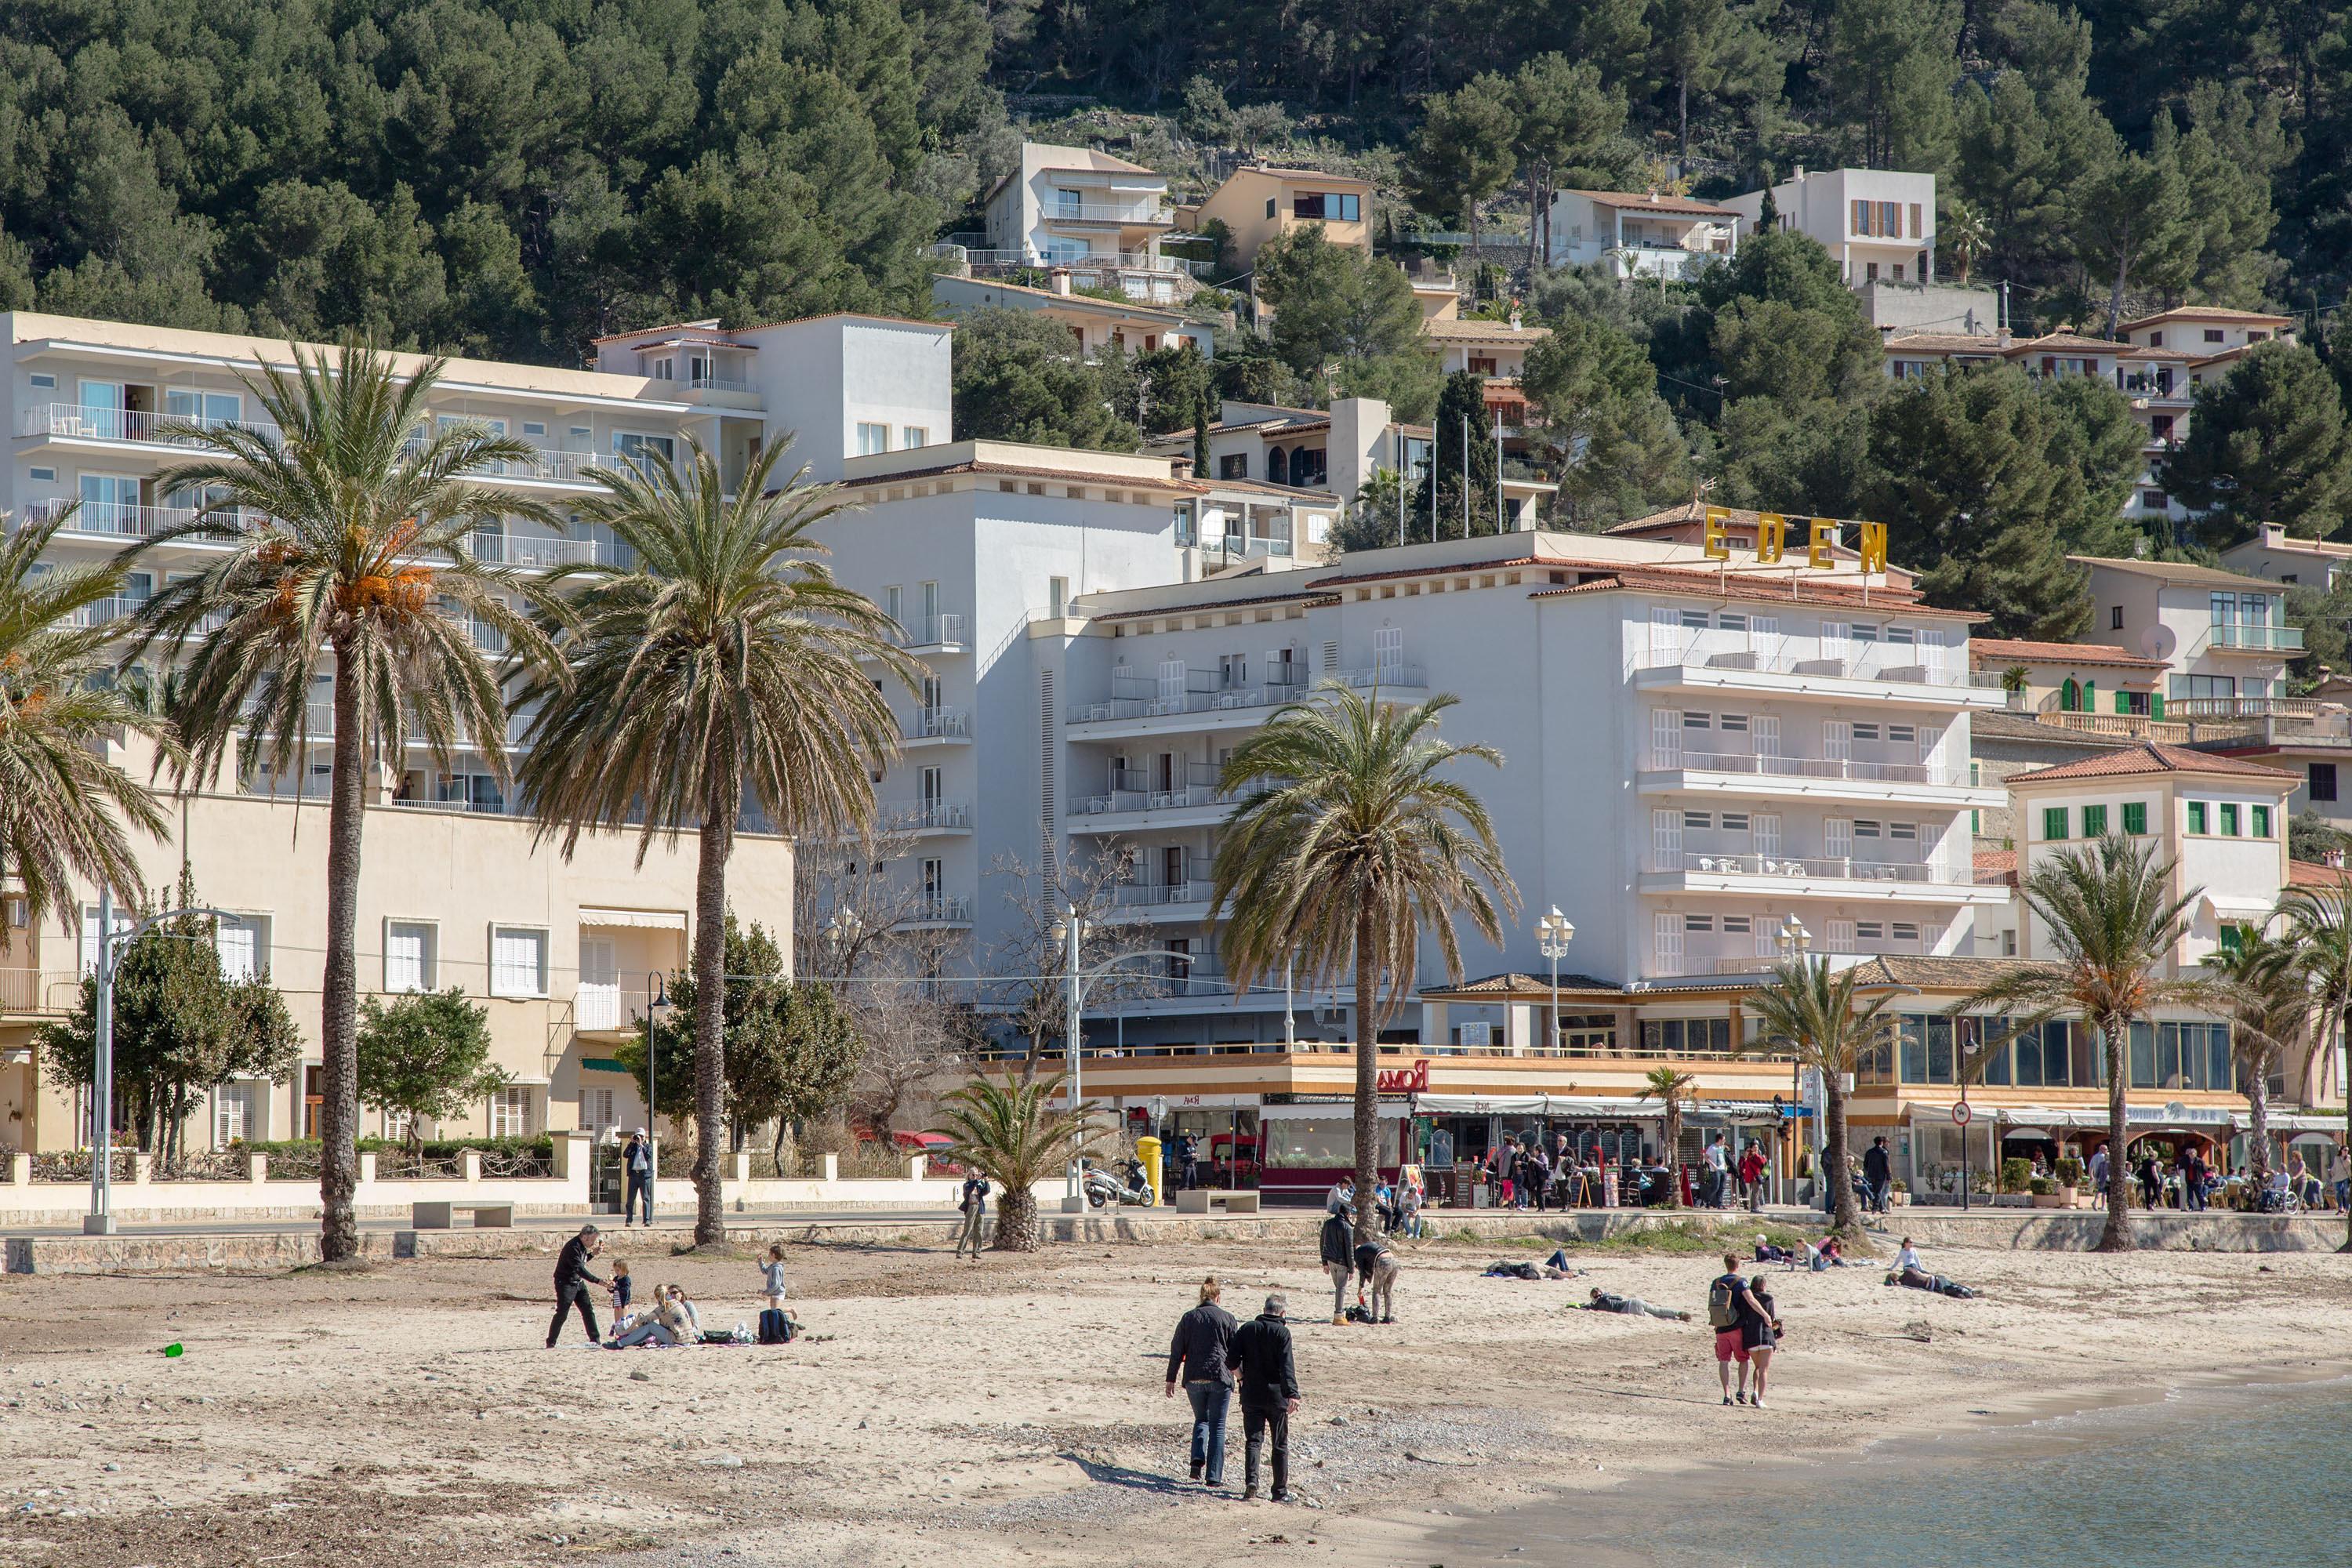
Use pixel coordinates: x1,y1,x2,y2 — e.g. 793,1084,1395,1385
1484,1379,2352,1566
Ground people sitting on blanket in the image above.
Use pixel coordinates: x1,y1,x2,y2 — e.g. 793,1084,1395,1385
1753,1235,1797,1264
1807,1236,1847,1271
608,1282,703,1346
1583,1287,1691,1321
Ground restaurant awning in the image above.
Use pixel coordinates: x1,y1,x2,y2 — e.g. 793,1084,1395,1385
579,907,688,931
1412,1093,1664,1119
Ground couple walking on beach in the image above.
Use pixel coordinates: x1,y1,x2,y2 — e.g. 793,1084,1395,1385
1164,1277,1302,1501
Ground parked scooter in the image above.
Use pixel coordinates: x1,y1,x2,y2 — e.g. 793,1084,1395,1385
1082,1157,1154,1209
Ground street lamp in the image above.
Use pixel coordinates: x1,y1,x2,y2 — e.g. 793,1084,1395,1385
1774,915,1815,1211
85,891,241,1236
644,971,669,1220
1047,903,1087,1211
1775,913,1812,963
1537,907,1575,1056
822,910,863,979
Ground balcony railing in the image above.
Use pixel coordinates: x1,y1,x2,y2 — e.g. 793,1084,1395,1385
575,983,652,1032
897,613,967,648
938,245,1213,278
463,532,605,568
21,498,197,539
687,372,755,394
1330,663,1428,691
1112,879,1211,907
2208,622,2303,652
22,403,285,447
912,706,970,739
1650,748,1969,788
910,895,973,924
1076,670,1307,723
65,594,148,629
1642,630,1980,689
1648,850,1966,886
879,799,971,832
1046,202,1177,225
0,967,82,1015
383,792,532,818
2165,695,2321,720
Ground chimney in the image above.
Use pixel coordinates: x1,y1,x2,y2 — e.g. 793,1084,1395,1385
1048,269,1073,296
1508,311,1522,331
1793,165,1806,181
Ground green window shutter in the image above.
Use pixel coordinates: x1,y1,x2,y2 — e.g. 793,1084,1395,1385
2043,806,2069,841
2114,690,2130,714
2219,924,2244,955
2122,801,2147,836
2082,804,2108,837
2188,800,2207,833
2060,678,2079,712
2253,804,2271,838
2151,692,2165,720
2221,802,2241,836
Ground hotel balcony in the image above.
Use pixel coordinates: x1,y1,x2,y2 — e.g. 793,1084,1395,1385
1636,632,2005,711
1639,850,2005,905
897,613,968,654
1042,201,1178,228
1067,762,1247,834
1066,670,1310,741
906,895,974,927
905,706,972,746
1109,879,1214,921
1639,747,2002,810
573,982,655,1036
879,799,972,835
0,967,81,1018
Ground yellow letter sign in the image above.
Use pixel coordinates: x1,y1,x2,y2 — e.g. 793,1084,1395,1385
1703,506,1732,560
1808,517,1838,569
1856,521,1888,574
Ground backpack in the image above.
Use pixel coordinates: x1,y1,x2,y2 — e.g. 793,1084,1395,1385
757,1308,797,1345
1707,1275,1740,1329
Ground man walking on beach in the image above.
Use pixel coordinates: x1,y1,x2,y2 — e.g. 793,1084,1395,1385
622,1130,654,1226
1864,1136,1892,1214
546,1225,607,1348
1166,1276,1238,1488
1233,1292,1301,1502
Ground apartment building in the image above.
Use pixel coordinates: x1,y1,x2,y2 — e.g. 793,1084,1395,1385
2221,521,2352,590
930,274,1218,359
972,142,1190,303
1725,167,2002,335
2075,555,2299,716
1178,165,1374,274
1,309,804,1152
1545,189,1740,278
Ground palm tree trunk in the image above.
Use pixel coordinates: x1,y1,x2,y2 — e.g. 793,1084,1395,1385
690,793,734,1248
1663,1105,1683,1207
1352,907,1378,1238
2245,1063,2273,1192
2097,1012,2134,1252
318,653,366,1262
1827,1074,1860,1236
995,1181,1037,1252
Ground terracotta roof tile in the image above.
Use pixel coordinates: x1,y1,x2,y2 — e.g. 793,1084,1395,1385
2006,740,2301,784
2120,306,2296,332
2066,554,2278,591
1970,637,2169,672
1561,188,1742,218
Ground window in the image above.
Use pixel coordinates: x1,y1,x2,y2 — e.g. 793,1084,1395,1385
1907,202,1922,238
2220,802,2241,837
1219,453,1247,479
28,372,53,389
581,1087,618,1135
212,1083,254,1146
2111,605,2125,630
2204,328,2225,343
1892,922,1920,942
1682,811,1712,830
2044,806,2069,841
522,421,546,438
1684,914,1714,932
1852,722,1881,742
1680,608,1710,630
855,422,890,456
1719,812,1750,832
489,1086,534,1138
1722,915,1752,934
1265,197,1277,220
2122,801,2148,836
612,431,674,477
2187,800,2209,834
2081,804,2108,837
1292,191,1361,221
216,915,268,982
2312,763,2339,803
1719,713,1748,733
1683,710,1711,729
490,926,549,997
1048,576,1069,619
2253,804,2272,838
1718,612,1748,633
1887,724,1915,744
1639,1017,1733,1054
902,426,929,448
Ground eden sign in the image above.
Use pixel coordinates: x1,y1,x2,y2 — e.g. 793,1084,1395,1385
1702,507,1889,573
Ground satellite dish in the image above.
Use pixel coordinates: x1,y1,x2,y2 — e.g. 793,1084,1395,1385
2139,624,2176,661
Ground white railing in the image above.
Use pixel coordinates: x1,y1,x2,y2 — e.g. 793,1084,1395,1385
1112,880,1211,907
899,613,967,648
22,498,197,539
911,895,972,923
1047,202,1177,225
64,594,147,629
1650,850,1967,887
2165,696,2321,720
687,372,755,394
879,800,971,832
573,983,652,1031
1077,676,1307,723
470,448,633,485
1079,783,1240,816
464,532,605,568
913,706,970,739
1651,749,1969,787
2208,623,2303,652
1642,630,1981,689
383,793,532,818
1331,664,1428,691
942,246,1210,278
21,403,285,447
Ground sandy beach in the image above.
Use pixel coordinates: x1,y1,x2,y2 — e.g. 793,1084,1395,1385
2,1228,2346,1568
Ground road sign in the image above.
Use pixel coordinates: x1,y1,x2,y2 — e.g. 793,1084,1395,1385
1951,1102,1973,1127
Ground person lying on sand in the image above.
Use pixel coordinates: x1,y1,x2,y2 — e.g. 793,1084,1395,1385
1886,1265,1979,1299
1582,1287,1691,1321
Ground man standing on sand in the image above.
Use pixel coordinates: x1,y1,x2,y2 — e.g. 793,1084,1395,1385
1864,1136,1892,1214
1233,1293,1301,1503
546,1225,607,1348
954,1170,991,1260
622,1130,654,1226
1319,1208,1356,1324
1165,1276,1238,1489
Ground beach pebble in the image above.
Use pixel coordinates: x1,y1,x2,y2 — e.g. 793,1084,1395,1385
629,1370,651,1382
703,1454,744,1468
100,1465,120,1474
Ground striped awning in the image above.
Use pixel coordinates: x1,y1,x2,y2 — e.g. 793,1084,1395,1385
578,908,687,931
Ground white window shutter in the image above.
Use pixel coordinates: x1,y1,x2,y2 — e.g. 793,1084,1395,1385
216,920,258,983
1827,919,1857,953
1750,615,1779,666
1921,626,1949,681
1374,626,1403,677
1754,918,1778,958
1755,714,1780,759
1649,606,1676,662
1826,818,1853,860
1824,720,1851,761
1653,912,1684,971
1753,813,1782,858
1157,658,1185,703
1650,709,1682,769
1652,808,1682,862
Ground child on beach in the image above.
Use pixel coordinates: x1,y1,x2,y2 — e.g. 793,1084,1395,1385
608,1258,633,1323
760,1243,788,1312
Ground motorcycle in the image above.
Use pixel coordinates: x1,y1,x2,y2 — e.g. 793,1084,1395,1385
1082,1156,1154,1209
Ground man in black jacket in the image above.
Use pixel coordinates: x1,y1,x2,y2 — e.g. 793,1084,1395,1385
622,1131,654,1225
1864,1136,1892,1214
1318,1210,1356,1324
1232,1294,1301,1502
546,1225,608,1348
1164,1276,1239,1486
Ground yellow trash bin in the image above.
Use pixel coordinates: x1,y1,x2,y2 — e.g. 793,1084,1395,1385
1135,1135,1164,1207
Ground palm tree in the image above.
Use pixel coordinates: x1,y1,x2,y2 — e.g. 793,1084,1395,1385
514,437,917,1246
0,509,176,950
121,342,558,1261
1744,957,1901,1237
1953,837,2221,1252
2281,870,2352,1250
1209,684,1517,1238
1638,1065,1697,1208
1941,197,1992,286
2207,926,2306,1196
935,1072,1091,1252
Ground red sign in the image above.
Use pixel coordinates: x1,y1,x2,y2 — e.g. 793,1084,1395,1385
1376,1058,1432,1094
1951,1102,1973,1127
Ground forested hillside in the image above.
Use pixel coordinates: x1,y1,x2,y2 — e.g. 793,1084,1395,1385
0,0,2343,360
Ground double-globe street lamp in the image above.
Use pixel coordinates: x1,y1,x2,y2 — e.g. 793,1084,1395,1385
1536,907,1575,1055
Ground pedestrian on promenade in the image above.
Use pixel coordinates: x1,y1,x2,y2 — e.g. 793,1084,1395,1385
1327,1174,1356,1218
1319,1208,1356,1324
1739,1142,1768,1212
2089,1144,2110,1202
1355,1228,1401,1324
546,1225,607,1348
1863,1136,1892,1214
1165,1276,1239,1489
954,1170,991,1259
622,1130,654,1226
1704,1133,1730,1209
1233,1293,1301,1502
2332,1139,2350,1214
1176,1132,1201,1192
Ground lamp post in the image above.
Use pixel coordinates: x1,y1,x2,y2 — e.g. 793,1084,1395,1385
85,895,241,1236
1776,916,1815,1212
644,971,668,1218
1537,907,1574,1057
1047,904,1087,1211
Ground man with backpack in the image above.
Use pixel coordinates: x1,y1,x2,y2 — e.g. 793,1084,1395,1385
1708,1250,1755,1403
